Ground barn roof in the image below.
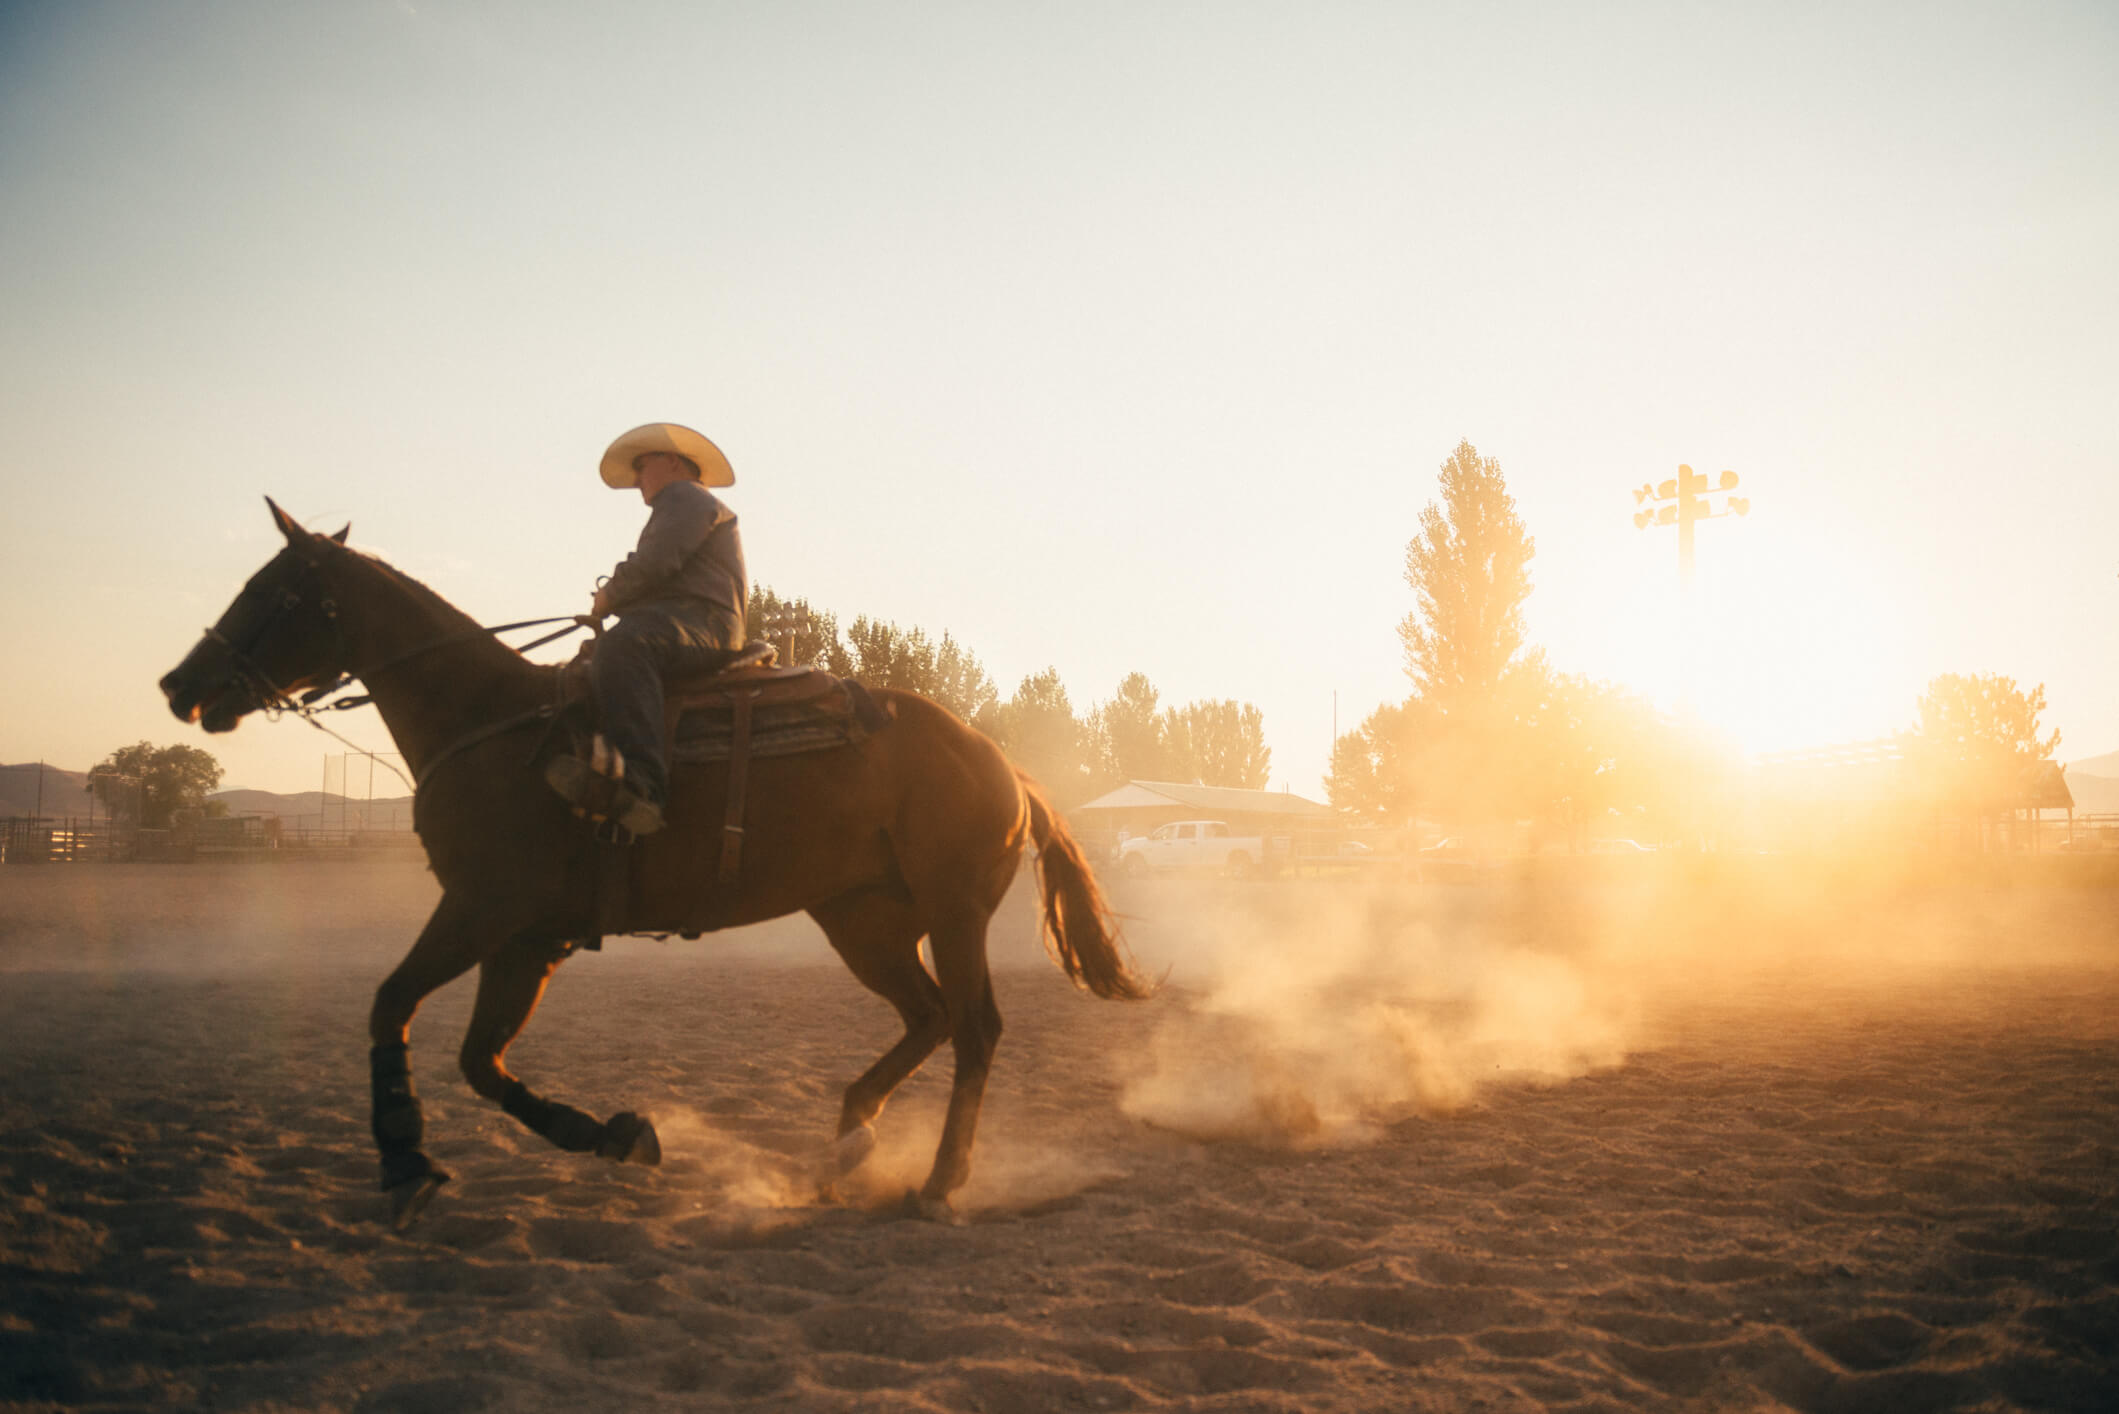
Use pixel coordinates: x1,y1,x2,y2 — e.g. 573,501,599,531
2021,759,2073,810
1073,780,1335,818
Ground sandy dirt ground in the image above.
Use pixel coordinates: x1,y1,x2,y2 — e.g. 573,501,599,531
3,857,2117,1412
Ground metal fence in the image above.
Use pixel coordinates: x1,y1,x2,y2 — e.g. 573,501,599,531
0,818,134,864
1,814,424,864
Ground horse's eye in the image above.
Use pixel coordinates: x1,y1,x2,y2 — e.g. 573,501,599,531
282,590,301,609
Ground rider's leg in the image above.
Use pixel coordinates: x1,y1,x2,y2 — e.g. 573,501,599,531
589,613,678,807
590,616,743,808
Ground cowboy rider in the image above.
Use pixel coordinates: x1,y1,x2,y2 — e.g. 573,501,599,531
546,422,748,837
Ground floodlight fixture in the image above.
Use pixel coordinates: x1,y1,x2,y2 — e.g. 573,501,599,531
1629,460,1756,583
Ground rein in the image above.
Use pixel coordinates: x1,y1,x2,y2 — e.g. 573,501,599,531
296,614,587,713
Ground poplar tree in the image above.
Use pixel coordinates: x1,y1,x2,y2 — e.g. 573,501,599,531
1398,440,1535,715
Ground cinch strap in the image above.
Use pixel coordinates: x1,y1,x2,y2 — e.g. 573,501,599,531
718,690,756,888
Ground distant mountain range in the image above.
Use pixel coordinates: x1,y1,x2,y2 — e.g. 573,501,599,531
0,764,412,827
210,789,417,828
2065,766,2119,815
0,763,93,818
2067,749,2119,778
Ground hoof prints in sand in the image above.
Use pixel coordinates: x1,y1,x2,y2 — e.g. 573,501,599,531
5,870,2119,1411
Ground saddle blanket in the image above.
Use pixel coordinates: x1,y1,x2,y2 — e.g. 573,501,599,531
668,678,891,765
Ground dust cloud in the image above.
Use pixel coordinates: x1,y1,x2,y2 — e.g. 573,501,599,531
0,856,443,975
1100,858,2119,1149
653,1106,813,1213
1112,882,1635,1146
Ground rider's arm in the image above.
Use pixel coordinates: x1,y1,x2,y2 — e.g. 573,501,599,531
600,482,729,612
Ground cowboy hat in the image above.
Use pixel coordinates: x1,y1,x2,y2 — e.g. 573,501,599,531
599,423,735,489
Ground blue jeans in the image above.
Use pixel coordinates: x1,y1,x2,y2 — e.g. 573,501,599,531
591,612,741,806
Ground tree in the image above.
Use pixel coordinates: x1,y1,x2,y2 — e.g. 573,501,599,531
1091,672,1174,785
747,586,851,675
991,668,1092,804
927,633,1001,728
88,742,223,828
1499,660,1677,846
1398,440,1535,715
1352,440,1540,831
841,616,1000,725
1909,672,2060,810
1327,699,1425,825
1165,699,1271,789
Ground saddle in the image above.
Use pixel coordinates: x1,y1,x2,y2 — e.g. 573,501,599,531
555,640,892,929
559,640,891,765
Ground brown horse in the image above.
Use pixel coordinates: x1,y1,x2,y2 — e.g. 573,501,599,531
159,501,1148,1228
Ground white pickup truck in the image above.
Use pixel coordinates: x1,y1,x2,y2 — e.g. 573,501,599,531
1117,820,1272,879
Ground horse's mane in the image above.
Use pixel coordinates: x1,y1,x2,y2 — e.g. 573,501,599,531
324,542,546,686
330,543,528,667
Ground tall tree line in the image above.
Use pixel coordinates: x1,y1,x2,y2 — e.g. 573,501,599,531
747,588,1270,808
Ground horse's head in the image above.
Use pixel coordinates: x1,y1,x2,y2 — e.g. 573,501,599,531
160,499,353,733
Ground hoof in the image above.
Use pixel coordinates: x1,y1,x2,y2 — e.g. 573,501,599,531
387,1170,449,1231
598,1111,661,1166
834,1123,877,1175
903,1190,965,1226
813,1124,878,1201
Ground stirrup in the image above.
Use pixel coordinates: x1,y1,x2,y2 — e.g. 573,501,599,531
545,755,666,839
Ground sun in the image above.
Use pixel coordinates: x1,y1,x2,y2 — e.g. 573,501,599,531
1682,523,1918,755
1583,514,1919,758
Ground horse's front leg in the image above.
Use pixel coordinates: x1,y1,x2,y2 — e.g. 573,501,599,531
459,934,662,1169
368,892,507,1229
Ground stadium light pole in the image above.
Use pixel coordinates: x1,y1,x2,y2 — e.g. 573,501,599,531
1632,465,1752,848
1631,464,1751,595
761,604,808,665
1633,465,1752,705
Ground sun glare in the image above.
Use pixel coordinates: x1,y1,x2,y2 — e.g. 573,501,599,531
1589,515,1916,760
1684,524,1914,756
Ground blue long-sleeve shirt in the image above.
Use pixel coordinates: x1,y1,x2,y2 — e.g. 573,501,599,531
602,480,748,647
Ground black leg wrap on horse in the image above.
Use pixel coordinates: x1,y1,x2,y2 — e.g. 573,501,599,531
380,1148,442,1191
370,1043,425,1152
370,1043,445,1194
501,1079,606,1153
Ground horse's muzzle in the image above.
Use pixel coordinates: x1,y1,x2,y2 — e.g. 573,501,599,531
161,643,245,732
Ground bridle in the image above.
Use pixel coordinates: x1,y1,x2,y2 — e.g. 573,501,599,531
198,546,587,793
197,547,358,719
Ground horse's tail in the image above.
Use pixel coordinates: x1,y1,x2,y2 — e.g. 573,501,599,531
1019,772,1155,1001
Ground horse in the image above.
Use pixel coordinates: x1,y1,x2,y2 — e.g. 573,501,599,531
159,499,1148,1228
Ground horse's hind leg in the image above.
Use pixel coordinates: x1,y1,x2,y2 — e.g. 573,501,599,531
808,889,949,1171
917,908,1004,1218
459,934,661,1167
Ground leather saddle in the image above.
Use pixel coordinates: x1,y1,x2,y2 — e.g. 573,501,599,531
556,638,893,932
558,634,895,803
562,638,828,709
559,638,888,752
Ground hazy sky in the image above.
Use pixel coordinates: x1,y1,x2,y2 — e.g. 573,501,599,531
3,0,2114,798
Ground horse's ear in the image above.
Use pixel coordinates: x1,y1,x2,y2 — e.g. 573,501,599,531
264,497,309,544
330,524,350,544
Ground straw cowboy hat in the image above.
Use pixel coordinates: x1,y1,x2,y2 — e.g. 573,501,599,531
599,422,735,489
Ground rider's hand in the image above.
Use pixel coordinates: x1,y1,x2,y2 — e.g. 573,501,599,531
589,588,611,620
